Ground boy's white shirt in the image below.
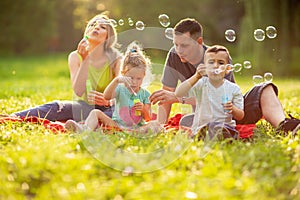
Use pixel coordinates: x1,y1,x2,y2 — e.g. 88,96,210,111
189,77,244,135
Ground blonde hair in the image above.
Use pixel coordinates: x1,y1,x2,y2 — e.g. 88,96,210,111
121,41,151,75
84,13,118,51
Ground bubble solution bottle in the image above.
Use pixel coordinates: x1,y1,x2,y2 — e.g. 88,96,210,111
222,95,230,113
86,79,92,93
133,99,141,116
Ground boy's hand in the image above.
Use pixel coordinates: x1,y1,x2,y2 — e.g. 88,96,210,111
196,64,206,78
223,101,233,114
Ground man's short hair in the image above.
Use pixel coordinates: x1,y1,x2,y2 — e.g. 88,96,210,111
174,18,203,40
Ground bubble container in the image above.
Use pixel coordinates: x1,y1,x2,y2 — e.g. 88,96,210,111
222,95,230,113
133,99,141,116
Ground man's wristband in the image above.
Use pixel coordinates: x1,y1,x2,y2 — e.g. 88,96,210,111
177,97,186,104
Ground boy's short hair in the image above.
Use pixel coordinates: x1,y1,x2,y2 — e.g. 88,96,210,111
205,45,232,63
174,18,202,41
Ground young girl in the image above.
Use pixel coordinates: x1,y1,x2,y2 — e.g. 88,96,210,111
65,42,159,133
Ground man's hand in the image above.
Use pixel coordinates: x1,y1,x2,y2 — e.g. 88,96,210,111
149,89,178,105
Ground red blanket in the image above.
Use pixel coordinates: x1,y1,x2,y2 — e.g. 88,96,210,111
0,114,255,138
164,113,255,139
0,116,66,134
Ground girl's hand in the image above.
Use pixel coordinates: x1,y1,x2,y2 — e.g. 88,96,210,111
77,38,89,60
118,76,132,86
87,90,110,106
134,102,143,113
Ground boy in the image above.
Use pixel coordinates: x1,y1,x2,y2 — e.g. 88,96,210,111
175,45,244,139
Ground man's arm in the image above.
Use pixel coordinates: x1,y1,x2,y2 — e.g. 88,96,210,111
155,86,177,124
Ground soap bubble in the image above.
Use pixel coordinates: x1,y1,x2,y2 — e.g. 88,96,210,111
254,29,265,41
233,63,242,72
253,75,263,85
165,27,174,40
128,18,134,26
226,64,233,72
225,29,236,42
135,21,145,31
158,14,170,27
214,65,226,74
109,19,118,27
266,26,277,39
264,72,273,82
118,19,124,26
243,60,252,69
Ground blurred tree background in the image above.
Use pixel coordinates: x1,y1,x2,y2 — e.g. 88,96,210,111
0,0,299,76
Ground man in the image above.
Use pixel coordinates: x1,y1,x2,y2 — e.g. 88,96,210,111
149,18,300,135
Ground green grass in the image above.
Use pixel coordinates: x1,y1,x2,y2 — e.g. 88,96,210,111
0,53,300,199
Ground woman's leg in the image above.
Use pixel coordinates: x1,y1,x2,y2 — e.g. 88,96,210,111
13,101,75,121
12,100,114,122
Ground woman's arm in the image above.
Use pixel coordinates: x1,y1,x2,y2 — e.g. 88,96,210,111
68,51,89,97
68,37,91,97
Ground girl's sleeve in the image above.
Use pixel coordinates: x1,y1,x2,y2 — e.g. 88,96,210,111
142,89,151,105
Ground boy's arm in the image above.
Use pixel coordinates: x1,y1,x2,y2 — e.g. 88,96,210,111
175,73,201,97
226,89,244,120
232,105,244,121
175,64,204,97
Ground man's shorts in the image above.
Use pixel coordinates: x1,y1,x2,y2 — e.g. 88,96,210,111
179,82,278,126
236,82,278,124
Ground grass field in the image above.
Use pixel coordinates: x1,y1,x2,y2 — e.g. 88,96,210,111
0,53,300,199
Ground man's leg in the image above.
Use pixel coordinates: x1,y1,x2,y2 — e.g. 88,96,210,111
260,85,285,127
242,83,300,134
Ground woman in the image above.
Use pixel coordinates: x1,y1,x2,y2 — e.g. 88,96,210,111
12,13,122,121
65,42,155,133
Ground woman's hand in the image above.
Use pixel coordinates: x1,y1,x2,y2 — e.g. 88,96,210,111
77,38,89,60
87,90,110,106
